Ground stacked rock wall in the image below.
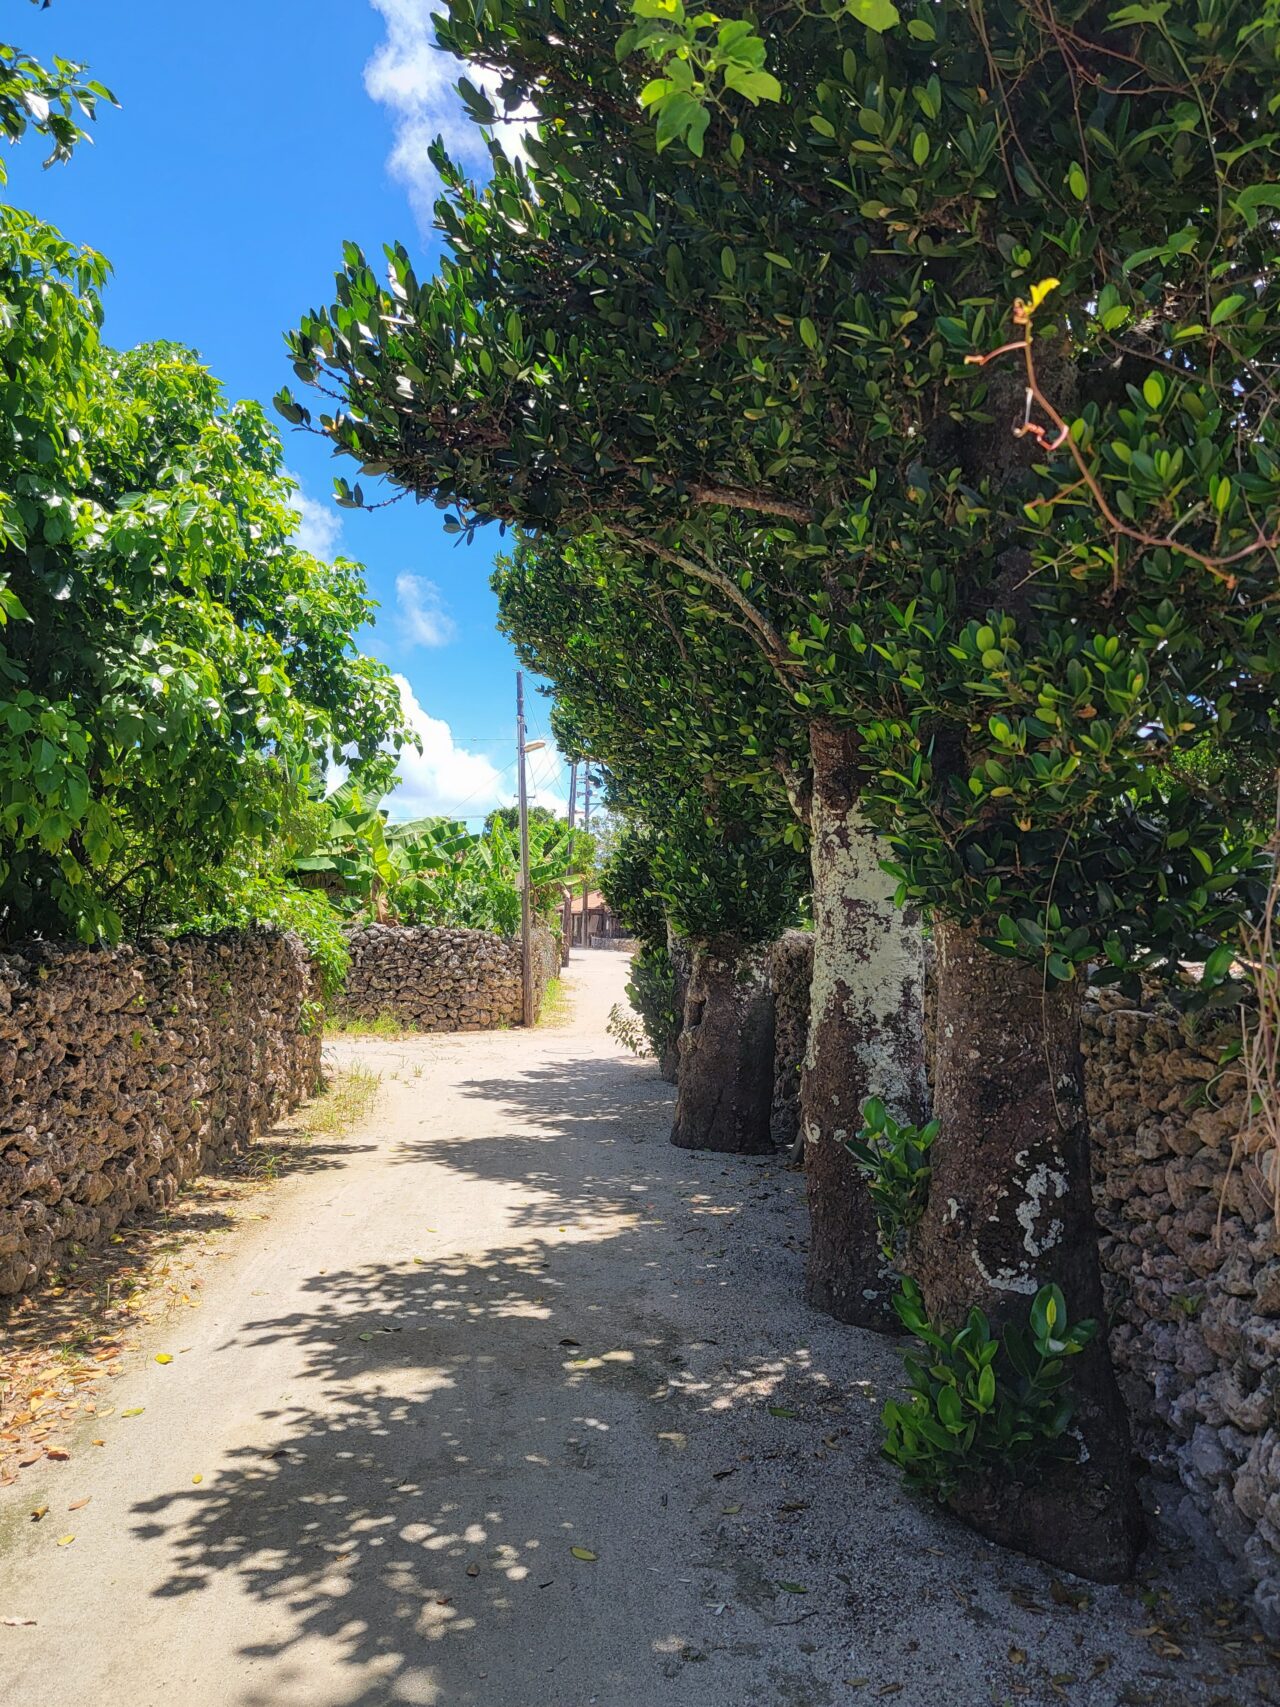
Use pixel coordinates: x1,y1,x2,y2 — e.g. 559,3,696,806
336,924,558,1031
1085,994,1279,1632
0,929,321,1299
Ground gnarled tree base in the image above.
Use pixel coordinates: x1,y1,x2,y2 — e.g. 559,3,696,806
948,1456,1140,1585
909,917,1140,1582
671,940,774,1153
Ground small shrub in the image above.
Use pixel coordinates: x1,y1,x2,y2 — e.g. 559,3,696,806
883,1278,1096,1500
619,943,679,1059
844,1098,938,1260
607,1001,652,1056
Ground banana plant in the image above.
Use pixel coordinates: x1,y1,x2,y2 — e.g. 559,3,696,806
294,788,581,933
292,778,400,918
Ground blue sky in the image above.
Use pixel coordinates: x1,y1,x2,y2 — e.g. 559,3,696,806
7,0,569,821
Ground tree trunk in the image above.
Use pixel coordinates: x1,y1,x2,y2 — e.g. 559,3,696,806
671,938,775,1153
659,925,691,1085
801,723,926,1326
909,918,1140,1583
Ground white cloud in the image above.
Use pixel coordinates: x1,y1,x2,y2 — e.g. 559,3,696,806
290,481,344,562
329,674,570,823
395,572,458,648
364,0,530,222
387,674,506,819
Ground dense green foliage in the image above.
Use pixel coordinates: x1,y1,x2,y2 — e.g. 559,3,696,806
285,0,1279,999
883,1279,1097,1498
600,821,669,953
0,210,406,943
607,943,679,1059
643,788,804,946
495,538,798,849
297,782,580,937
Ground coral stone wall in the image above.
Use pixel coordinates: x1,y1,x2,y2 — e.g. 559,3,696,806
0,929,321,1299
769,931,814,1149
1085,994,1280,1634
335,924,558,1031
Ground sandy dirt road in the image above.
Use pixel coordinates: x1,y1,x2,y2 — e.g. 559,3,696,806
0,951,1269,1707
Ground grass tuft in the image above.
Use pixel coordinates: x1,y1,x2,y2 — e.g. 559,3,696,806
301,1063,382,1138
538,976,573,1028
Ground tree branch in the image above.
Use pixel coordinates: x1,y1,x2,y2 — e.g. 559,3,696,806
612,525,802,692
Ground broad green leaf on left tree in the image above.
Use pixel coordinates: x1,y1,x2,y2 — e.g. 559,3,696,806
0,208,409,944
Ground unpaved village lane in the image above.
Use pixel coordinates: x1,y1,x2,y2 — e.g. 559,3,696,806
0,953,1267,1707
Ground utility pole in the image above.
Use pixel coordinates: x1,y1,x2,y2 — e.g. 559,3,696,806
580,761,592,951
516,671,535,1027
561,759,578,968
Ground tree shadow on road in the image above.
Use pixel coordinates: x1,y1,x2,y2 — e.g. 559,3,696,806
122,1054,1270,1707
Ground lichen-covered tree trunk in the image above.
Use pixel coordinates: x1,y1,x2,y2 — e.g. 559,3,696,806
659,924,692,1085
801,723,926,1326
909,918,1140,1582
671,938,775,1153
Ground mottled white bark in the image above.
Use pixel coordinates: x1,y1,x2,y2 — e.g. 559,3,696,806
800,723,926,1324
803,812,925,1131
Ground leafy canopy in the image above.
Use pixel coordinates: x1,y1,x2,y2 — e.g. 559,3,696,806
284,0,1280,994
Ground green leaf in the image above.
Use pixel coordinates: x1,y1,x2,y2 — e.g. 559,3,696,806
1202,942,1235,983
799,316,819,350
1067,162,1088,200
1233,182,1280,230
845,0,900,30
722,66,783,105
1211,293,1246,326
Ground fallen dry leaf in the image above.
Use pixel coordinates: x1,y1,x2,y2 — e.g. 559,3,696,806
55,1534,75,1547
154,1354,173,1366
67,1497,91,1512
29,1506,48,1523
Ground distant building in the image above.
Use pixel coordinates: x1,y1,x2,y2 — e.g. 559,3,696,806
568,889,627,948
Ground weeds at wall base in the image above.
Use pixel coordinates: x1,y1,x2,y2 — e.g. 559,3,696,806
537,977,572,1028
324,1011,423,1040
